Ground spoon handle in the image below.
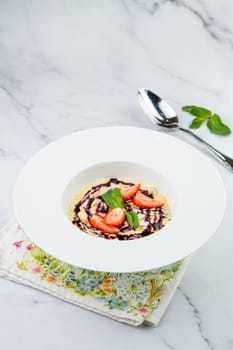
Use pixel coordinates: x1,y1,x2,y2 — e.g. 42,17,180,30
178,127,233,172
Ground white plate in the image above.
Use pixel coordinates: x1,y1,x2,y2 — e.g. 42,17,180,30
14,127,225,272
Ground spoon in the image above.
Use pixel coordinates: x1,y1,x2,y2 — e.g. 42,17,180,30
138,88,233,172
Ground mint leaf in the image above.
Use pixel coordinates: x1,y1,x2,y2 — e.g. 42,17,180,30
207,114,231,136
189,116,206,129
101,188,124,208
125,211,139,230
182,106,211,118
182,105,231,136
125,211,134,228
111,188,124,207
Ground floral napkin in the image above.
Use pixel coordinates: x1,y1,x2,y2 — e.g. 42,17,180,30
0,219,191,326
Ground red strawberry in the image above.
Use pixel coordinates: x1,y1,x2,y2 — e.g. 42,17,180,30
104,208,125,227
121,184,141,201
133,191,164,209
89,214,120,234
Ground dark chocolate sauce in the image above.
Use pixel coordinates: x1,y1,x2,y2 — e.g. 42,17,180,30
124,203,132,211
96,201,108,213
85,198,95,218
140,189,153,198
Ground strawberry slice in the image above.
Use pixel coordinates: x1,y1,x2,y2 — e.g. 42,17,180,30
89,214,120,234
104,208,125,227
121,184,141,201
133,191,164,209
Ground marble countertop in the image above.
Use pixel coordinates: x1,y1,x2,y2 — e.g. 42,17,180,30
0,1,232,349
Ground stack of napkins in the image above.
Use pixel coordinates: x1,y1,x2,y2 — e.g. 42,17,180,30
0,219,191,326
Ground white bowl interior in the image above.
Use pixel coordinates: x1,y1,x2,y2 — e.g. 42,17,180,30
62,161,177,220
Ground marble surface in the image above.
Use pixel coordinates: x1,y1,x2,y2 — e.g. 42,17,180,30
0,1,233,349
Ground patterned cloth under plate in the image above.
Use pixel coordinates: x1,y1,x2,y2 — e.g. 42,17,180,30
0,219,191,326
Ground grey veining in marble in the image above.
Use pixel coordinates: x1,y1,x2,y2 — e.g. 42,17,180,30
0,1,233,349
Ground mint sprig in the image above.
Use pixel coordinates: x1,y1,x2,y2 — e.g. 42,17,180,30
125,211,139,230
182,105,231,136
101,188,124,209
101,187,140,230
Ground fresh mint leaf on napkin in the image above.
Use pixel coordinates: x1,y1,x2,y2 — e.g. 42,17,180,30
182,105,231,136
101,188,124,208
125,211,139,230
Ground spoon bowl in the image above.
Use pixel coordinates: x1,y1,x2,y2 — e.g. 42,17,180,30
138,88,178,128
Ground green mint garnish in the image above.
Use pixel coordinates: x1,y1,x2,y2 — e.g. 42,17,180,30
125,211,139,230
182,106,211,118
101,188,124,209
207,114,231,136
189,116,207,129
182,105,231,136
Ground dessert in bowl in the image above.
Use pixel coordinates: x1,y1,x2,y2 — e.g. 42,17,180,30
68,176,171,240
14,127,225,272
70,178,170,240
